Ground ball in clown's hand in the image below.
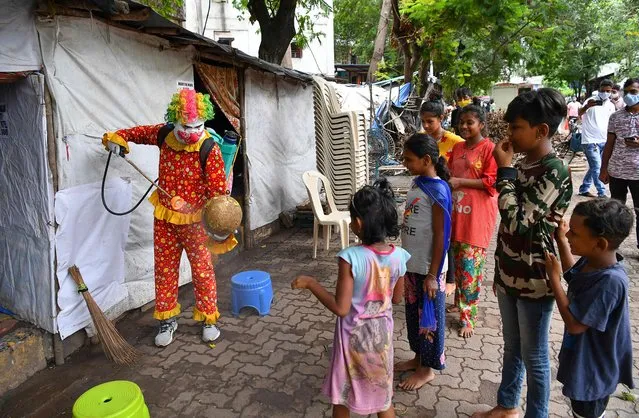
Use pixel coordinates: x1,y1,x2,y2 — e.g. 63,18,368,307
202,195,243,241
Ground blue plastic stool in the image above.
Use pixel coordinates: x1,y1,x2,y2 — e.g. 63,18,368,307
231,271,273,316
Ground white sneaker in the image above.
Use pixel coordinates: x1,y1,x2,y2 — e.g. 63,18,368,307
202,324,221,342
154,318,178,347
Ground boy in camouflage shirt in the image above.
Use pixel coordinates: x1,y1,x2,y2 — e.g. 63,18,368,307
473,89,572,418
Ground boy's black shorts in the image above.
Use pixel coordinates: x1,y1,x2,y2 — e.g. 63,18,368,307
570,396,609,418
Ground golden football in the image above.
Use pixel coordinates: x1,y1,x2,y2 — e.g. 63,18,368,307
202,195,243,240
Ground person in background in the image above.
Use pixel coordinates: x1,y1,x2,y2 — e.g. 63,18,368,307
567,97,582,119
450,87,473,134
420,93,464,299
611,84,625,111
577,79,616,198
420,93,465,162
600,77,639,248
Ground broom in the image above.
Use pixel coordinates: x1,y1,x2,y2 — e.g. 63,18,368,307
68,265,139,365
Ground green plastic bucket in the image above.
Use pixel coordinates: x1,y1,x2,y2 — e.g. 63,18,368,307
72,380,150,418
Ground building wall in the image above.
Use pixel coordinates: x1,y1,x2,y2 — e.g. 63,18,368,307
185,0,334,76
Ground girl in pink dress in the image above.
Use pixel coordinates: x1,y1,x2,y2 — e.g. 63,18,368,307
292,179,410,417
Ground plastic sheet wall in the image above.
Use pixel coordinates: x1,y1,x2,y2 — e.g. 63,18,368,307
0,75,56,332
244,69,316,229
37,16,196,321
0,0,41,72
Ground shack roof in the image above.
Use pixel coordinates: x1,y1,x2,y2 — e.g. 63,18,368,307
39,0,312,83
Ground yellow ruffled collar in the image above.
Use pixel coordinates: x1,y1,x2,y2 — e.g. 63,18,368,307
164,130,211,152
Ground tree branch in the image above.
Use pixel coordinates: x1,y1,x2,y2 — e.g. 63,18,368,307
475,15,537,74
247,0,271,26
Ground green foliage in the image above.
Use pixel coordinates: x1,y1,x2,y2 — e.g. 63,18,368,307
526,0,639,95
398,0,542,95
620,384,637,403
389,0,637,97
136,0,184,19
334,0,381,63
231,0,332,49
374,58,397,80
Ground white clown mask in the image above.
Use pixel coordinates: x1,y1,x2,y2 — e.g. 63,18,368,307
174,119,205,145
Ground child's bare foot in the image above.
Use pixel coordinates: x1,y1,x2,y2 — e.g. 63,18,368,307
471,406,519,418
394,356,419,372
459,325,474,338
398,366,434,390
446,304,459,313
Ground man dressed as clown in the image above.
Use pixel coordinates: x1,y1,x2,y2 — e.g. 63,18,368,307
103,89,228,346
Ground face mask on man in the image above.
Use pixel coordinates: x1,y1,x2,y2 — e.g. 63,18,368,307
598,92,611,101
611,92,620,100
458,99,472,108
623,93,639,107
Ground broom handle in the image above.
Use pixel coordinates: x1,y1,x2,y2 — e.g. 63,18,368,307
68,265,89,293
121,157,173,199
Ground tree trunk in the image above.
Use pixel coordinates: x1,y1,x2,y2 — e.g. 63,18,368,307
258,27,295,63
368,0,392,82
391,0,420,85
248,0,298,64
418,58,429,96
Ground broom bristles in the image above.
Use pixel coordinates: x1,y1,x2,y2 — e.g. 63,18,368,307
69,265,140,365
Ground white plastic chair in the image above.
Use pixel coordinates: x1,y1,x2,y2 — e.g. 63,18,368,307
302,171,351,258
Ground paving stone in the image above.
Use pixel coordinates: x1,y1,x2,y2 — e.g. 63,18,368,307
458,368,482,391
415,386,440,409
303,402,332,418
167,391,196,412
434,398,460,416
548,399,572,417
241,363,272,378
457,400,494,417
193,390,231,407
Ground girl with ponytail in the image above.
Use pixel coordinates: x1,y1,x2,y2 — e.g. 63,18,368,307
292,179,410,417
395,133,452,390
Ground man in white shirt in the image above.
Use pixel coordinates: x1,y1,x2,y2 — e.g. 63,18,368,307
577,79,617,197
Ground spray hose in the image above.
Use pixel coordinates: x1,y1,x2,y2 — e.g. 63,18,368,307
101,151,155,216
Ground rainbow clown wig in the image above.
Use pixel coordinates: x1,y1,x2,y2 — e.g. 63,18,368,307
165,89,215,125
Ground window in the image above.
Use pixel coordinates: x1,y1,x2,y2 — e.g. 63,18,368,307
291,43,303,59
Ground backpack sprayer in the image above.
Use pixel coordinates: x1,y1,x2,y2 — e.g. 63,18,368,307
101,128,240,216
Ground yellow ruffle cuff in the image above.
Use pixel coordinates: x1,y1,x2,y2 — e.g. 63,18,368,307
102,132,130,154
153,303,181,320
206,234,238,255
193,307,220,325
148,191,202,225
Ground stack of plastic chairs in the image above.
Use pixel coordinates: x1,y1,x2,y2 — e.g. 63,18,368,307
312,77,369,210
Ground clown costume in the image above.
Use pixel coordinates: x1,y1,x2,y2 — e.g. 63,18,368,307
103,89,228,346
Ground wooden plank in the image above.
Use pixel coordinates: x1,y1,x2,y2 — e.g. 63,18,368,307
238,69,253,249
